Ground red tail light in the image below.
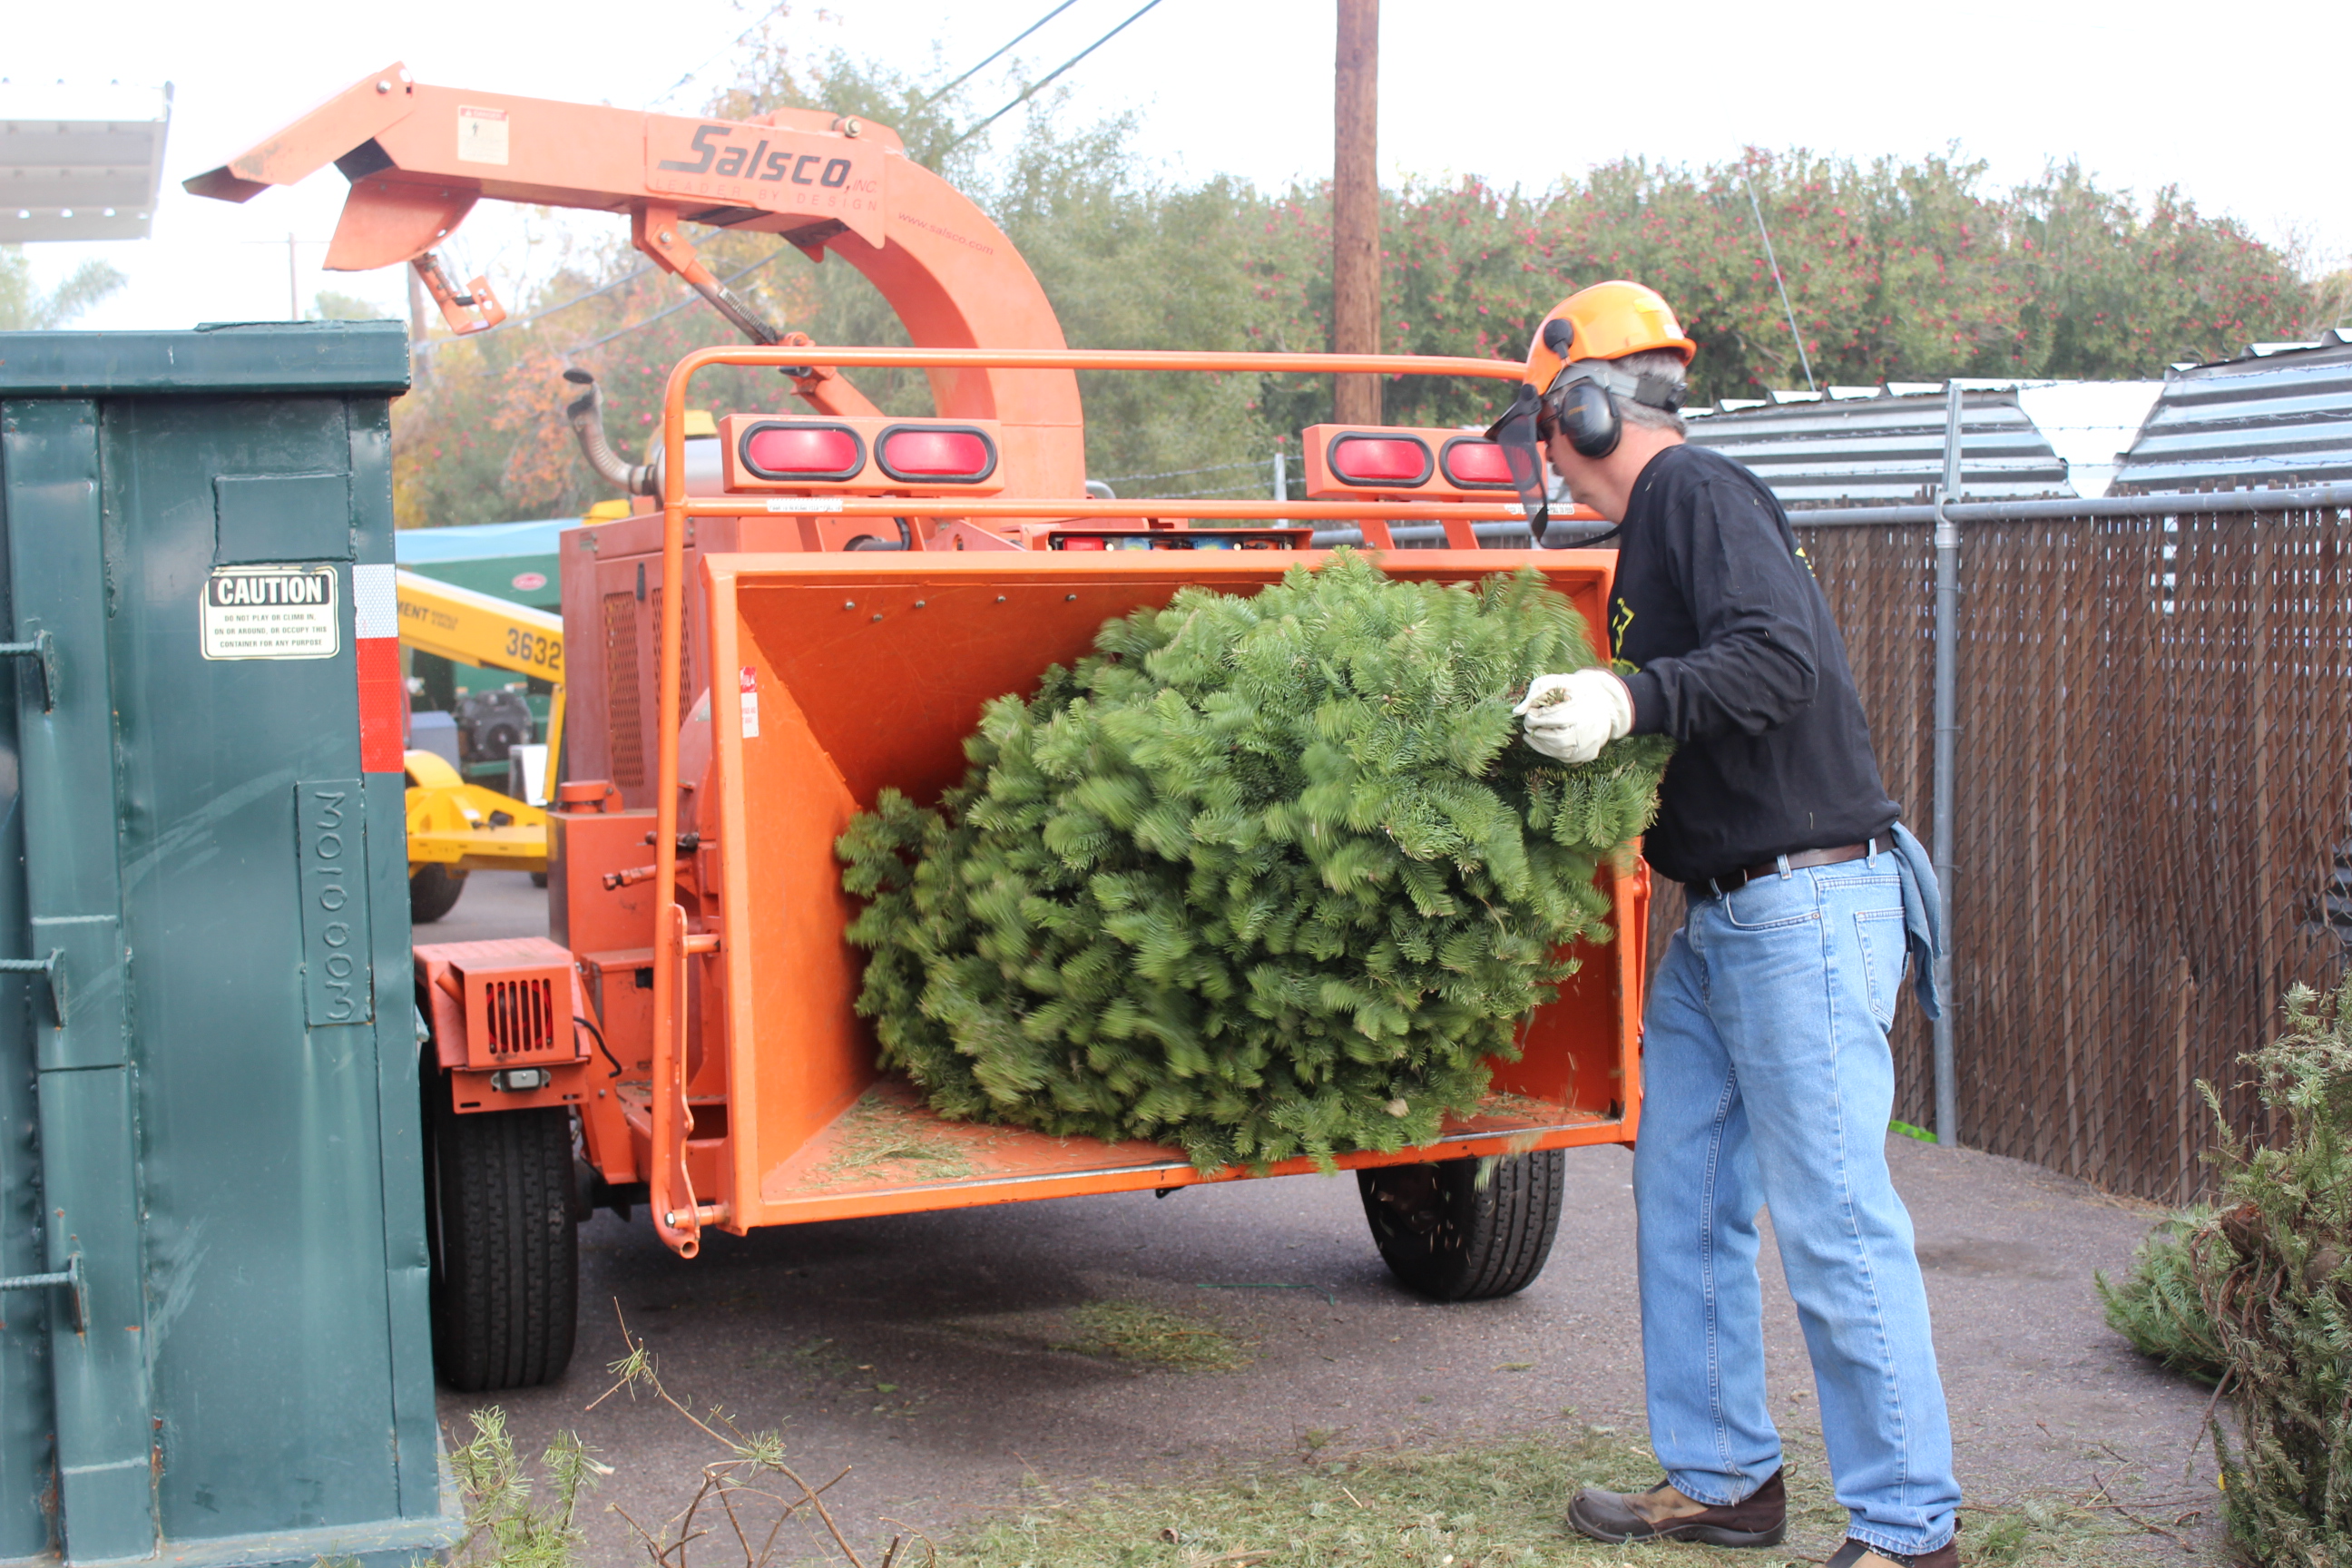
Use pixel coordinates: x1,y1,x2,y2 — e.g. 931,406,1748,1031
877,426,998,483
1328,433,1433,486
1056,534,1108,551
740,422,865,481
1438,436,1515,489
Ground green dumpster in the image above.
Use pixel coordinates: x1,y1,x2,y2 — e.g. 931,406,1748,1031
0,322,449,1563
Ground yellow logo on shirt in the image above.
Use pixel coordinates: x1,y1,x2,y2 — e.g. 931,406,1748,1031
1610,596,1634,652
1794,544,1818,579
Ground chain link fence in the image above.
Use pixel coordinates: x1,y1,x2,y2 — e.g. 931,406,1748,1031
1644,497,2352,1202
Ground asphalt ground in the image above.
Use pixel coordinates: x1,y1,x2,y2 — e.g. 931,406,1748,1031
425,872,2220,1561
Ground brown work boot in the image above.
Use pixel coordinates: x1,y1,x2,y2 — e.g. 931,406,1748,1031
1566,1465,1786,1546
1825,1536,1957,1568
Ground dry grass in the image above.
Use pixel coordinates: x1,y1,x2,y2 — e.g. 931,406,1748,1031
809,1087,982,1186
1065,1301,1255,1373
946,1425,2173,1567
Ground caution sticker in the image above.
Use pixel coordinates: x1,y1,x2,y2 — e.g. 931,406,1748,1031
202,564,340,661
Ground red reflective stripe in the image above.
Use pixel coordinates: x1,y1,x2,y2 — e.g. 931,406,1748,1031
1058,535,1108,551
881,429,991,476
1329,436,1431,484
358,637,404,774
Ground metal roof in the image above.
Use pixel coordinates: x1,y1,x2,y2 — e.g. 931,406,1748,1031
394,517,573,564
1684,386,2074,507
2110,329,2352,495
0,80,172,242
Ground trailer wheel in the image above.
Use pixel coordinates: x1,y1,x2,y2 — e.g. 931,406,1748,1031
410,864,467,924
1357,1150,1564,1301
424,1093,580,1391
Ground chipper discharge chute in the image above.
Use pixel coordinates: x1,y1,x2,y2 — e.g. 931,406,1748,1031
192,71,1648,1393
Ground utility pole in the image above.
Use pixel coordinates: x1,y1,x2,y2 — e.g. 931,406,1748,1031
407,264,430,382
1332,0,1380,426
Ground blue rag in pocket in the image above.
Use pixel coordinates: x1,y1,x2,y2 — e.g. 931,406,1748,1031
1889,821,1944,1020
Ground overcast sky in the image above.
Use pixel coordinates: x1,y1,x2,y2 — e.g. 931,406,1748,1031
12,0,2347,334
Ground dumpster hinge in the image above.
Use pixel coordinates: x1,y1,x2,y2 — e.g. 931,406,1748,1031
0,629,56,710
0,948,64,1024
0,1251,86,1331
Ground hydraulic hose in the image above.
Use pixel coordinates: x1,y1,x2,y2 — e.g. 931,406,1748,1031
562,368,656,495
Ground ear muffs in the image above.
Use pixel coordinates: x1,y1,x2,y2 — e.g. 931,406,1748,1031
1550,377,1622,459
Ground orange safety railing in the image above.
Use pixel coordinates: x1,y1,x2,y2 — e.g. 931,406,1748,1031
647,345,1543,1254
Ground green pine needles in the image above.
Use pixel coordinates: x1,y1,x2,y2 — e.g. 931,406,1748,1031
2100,972,2352,1563
837,552,1671,1172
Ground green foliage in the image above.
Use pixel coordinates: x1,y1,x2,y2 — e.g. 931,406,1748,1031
838,554,1669,1172
2095,1206,2225,1384
0,247,125,331
2162,973,2352,1564
1248,149,2314,430
309,289,386,322
446,1407,600,1567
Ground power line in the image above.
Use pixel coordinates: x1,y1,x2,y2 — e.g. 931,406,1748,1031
921,0,1084,106
564,246,792,354
1743,174,1817,396
942,0,1168,154
648,0,795,108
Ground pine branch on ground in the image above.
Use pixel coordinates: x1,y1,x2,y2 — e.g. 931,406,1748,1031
2096,1206,2226,1384
838,552,1670,1172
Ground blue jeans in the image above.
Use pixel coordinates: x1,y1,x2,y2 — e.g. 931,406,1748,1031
1633,847,1960,1555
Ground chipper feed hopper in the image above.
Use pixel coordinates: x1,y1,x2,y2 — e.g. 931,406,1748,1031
193,68,1651,1391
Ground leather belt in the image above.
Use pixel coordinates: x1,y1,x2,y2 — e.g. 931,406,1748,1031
1687,839,1878,902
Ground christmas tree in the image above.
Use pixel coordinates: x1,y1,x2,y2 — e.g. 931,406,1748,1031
838,552,1671,1171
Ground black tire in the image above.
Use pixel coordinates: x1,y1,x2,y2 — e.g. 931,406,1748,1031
529,870,549,888
1357,1150,1565,1301
475,720,526,766
424,1093,581,1391
409,863,466,924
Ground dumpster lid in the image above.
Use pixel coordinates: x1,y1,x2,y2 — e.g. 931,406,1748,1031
0,319,410,397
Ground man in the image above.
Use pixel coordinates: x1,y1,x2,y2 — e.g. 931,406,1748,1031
1489,281,1957,1568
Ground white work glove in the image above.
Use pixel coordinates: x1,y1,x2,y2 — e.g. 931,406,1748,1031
1513,669,1634,765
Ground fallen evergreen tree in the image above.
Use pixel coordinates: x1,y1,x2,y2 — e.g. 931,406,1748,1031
2101,972,2352,1563
838,553,1670,1171
2197,975,2352,1563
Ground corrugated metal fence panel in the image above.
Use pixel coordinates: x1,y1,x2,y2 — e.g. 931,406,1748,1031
1686,390,2073,506
1645,500,2352,1201
2111,333,2352,495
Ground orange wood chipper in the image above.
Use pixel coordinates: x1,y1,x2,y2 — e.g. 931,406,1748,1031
191,67,1652,1391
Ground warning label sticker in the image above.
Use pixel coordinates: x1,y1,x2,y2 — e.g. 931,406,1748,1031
457,105,511,165
202,565,340,661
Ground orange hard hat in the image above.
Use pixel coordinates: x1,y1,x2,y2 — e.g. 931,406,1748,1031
1520,279,1697,395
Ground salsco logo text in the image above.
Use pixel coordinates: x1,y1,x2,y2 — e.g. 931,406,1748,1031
658,125,858,190
644,116,887,243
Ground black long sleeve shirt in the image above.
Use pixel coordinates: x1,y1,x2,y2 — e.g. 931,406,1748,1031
1609,443,1899,886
